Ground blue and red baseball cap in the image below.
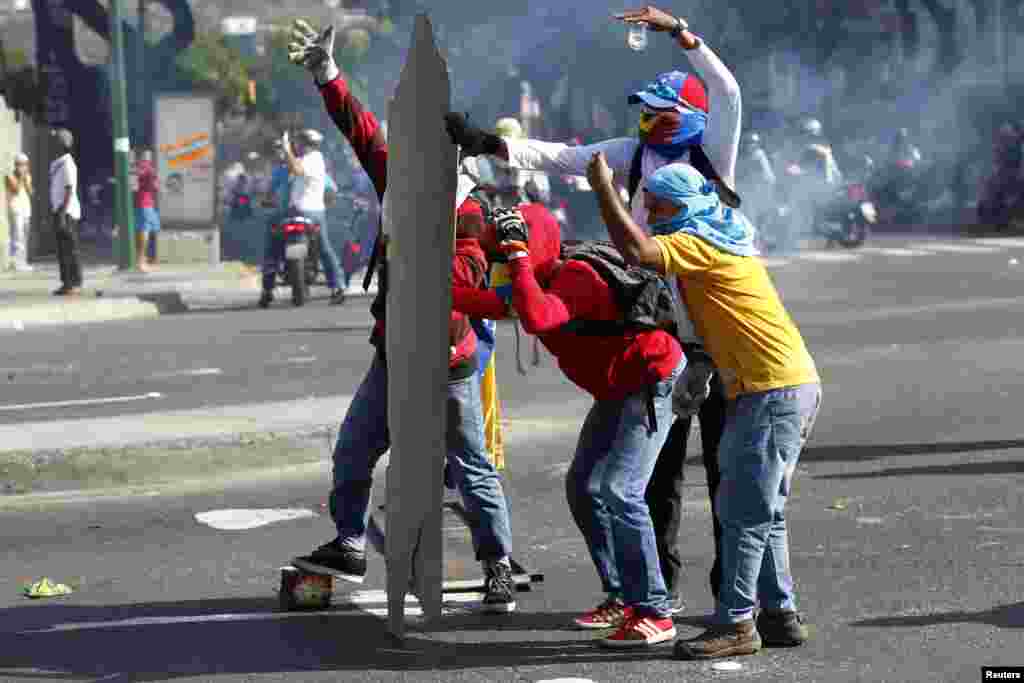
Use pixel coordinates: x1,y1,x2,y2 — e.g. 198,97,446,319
629,71,708,113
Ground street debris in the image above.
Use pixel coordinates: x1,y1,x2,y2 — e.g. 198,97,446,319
827,498,849,511
711,661,744,671
22,578,73,599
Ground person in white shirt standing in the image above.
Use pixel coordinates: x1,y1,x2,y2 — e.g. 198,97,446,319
280,128,346,305
4,152,33,272
49,128,82,296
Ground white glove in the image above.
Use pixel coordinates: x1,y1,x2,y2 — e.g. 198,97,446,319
288,19,340,86
280,130,290,151
672,354,715,418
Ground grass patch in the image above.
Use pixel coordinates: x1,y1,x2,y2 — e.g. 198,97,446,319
0,433,328,496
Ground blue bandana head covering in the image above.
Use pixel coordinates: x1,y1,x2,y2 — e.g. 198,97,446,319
645,163,758,257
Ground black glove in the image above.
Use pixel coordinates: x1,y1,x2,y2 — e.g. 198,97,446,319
491,207,529,245
444,112,504,158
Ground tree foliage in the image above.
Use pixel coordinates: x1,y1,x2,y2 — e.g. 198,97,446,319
174,30,252,112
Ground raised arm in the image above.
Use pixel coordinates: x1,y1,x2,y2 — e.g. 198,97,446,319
682,36,741,190
320,77,388,202
444,112,637,180
287,19,388,202
616,6,742,189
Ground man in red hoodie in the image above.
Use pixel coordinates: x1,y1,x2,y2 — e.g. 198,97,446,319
287,20,517,613
452,203,686,648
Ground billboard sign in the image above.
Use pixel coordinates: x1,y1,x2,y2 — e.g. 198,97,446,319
155,94,217,227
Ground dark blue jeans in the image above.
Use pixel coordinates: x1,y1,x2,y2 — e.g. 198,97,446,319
329,353,514,562
566,359,685,617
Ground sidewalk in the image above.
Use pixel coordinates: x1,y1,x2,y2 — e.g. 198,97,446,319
0,262,378,330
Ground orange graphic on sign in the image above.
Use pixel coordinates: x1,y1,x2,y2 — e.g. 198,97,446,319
160,133,213,169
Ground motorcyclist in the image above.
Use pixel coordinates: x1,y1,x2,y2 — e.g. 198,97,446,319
738,132,776,187
260,128,347,306
791,117,842,185
979,121,1024,227
889,127,922,168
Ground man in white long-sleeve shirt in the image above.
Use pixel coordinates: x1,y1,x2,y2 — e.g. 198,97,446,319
446,4,743,617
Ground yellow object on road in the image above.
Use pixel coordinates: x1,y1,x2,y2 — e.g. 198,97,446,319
22,577,73,599
481,355,505,470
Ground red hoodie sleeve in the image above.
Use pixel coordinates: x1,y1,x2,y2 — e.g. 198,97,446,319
510,258,600,334
319,76,388,202
453,287,510,319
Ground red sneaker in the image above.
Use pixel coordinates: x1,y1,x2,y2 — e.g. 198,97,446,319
599,613,677,648
573,598,631,630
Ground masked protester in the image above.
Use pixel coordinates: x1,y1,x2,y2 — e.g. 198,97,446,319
589,154,822,660
447,4,740,616
453,203,685,648
285,19,519,613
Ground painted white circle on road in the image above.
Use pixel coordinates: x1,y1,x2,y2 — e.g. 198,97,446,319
711,661,743,671
195,508,317,531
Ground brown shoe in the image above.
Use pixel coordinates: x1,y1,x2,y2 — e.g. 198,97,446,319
53,286,70,296
674,618,761,660
756,609,809,647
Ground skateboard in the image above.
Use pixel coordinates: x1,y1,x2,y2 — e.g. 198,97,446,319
279,499,544,611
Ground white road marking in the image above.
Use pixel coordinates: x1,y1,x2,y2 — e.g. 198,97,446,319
0,362,77,376
283,356,318,364
194,508,318,531
794,251,862,263
760,257,792,268
907,242,1002,254
973,237,1024,249
0,392,162,412
149,367,223,379
858,247,935,257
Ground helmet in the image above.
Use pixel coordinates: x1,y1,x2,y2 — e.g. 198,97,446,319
800,118,823,137
300,129,324,146
494,117,524,139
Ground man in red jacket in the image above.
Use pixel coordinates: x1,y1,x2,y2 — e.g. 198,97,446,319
287,20,517,613
453,203,686,648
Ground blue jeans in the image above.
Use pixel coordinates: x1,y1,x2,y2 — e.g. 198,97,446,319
262,209,341,290
329,352,514,562
715,383,822,623
565,360,684,617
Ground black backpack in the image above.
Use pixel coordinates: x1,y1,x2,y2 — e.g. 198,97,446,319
556,240,678,339
628,143,742,209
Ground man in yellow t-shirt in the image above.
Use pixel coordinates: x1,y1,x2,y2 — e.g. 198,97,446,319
587,153,822,660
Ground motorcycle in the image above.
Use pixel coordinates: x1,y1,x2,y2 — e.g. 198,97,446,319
270,215,322,306
869,157,928,225
815,179,877,248
762,162,876,251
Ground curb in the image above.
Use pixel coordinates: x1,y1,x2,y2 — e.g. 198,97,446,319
0,297,160,331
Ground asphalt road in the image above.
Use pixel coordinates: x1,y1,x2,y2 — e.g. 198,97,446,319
4,234,1024,430
0,234,1022,682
